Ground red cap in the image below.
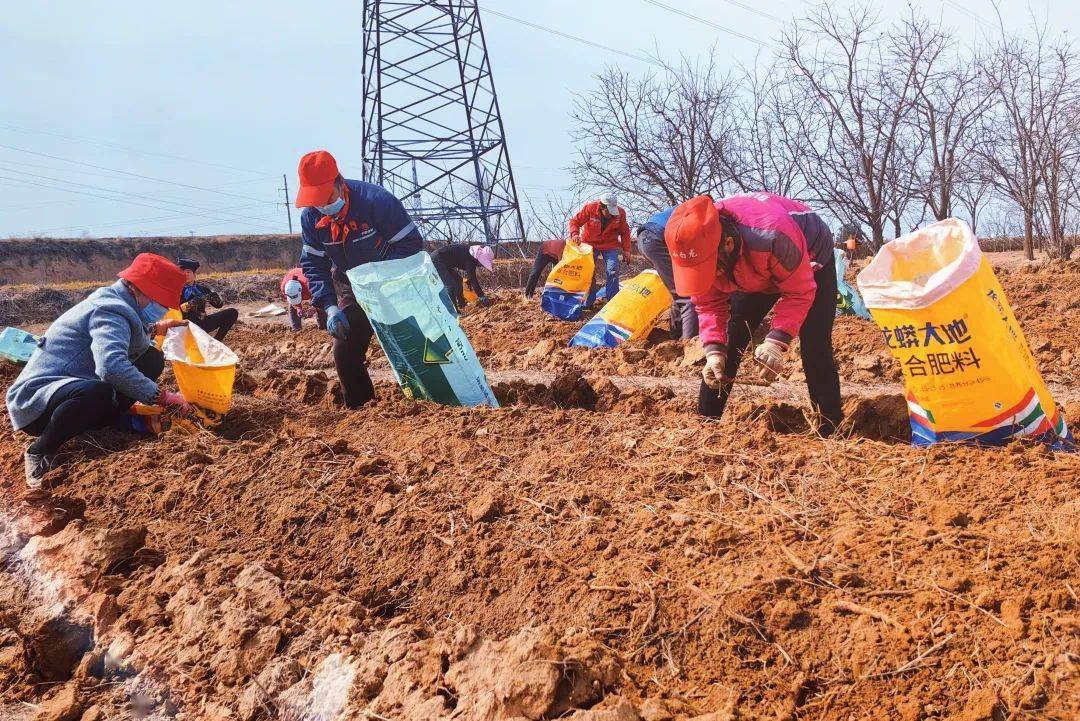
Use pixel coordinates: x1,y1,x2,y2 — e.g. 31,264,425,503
117,253,186,309
295,150,340,208
665,196,721,296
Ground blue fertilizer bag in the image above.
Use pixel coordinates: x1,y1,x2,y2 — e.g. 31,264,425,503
0,327,38,364
346,252,498,408
834,249,872,320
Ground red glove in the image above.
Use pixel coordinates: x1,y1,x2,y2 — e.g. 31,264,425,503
623,250,632,264
156,390,192,415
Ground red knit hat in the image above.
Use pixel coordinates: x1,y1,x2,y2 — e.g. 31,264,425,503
117,253,186,309
295,150,341,208
665,195,721,296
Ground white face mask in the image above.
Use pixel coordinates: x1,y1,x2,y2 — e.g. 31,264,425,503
317,196,346,216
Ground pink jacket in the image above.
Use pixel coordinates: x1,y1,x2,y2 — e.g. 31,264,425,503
692,193,830,353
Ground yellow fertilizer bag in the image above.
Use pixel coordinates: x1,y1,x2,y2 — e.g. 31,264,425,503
162,323,239,418
569,270,673,348
857,218,1072,449
541,241,595,320
153,308,184,348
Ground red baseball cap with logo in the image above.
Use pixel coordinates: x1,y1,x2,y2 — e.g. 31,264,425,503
665,195,721,296
295,150,341,208
117,253,186,308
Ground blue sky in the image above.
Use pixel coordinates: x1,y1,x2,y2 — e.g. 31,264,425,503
0,1,1074,238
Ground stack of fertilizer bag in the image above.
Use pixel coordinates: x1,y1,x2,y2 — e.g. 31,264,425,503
348,252,498,407
857,218,1072,449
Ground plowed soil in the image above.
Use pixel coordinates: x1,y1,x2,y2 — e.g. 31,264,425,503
0,258,1077,721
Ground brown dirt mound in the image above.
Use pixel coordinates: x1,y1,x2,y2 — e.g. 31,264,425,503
1,259,1077,720
2,381,1077,719
842,393,910,441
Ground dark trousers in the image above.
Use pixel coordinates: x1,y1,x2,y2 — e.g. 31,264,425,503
434,263,466,310
24,347,165,455
333,304,376,409
195,308,239,341
698,261,843,435
525,252,557,297
637,228,699,339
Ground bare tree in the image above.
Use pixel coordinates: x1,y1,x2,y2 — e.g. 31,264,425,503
781,4,927,245
955,169,993,235
522,189,586,245
976,11,1079,260
569,51,741,213
720,58,806,198
1032,49,1080,259
898,16,994,223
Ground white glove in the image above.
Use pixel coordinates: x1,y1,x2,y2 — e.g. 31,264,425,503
754,339,788,383
702,351,727,389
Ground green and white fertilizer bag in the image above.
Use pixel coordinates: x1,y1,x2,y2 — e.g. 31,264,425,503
834,249,872,320
346,252,499,408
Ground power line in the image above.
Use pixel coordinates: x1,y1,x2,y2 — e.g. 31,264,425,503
714,0,785,24
32,203,275,235
0,164,280,225
0,144,279,205
481,7,662,66
0,122,278,178
639,0,774,47
0,173,281,228
0,157,271,199
941,0,990,26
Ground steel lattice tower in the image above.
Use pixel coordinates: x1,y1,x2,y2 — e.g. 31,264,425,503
362,0,526,250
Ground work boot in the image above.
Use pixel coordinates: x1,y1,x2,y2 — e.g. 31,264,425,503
24,450,55,489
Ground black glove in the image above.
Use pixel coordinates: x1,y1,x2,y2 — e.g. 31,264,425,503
207,291,223,308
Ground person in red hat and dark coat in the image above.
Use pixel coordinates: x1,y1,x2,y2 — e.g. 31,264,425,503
665,193,842,435
295,150,424,408
6,253,193,488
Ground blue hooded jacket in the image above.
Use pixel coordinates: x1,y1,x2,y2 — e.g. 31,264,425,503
6,281,159,430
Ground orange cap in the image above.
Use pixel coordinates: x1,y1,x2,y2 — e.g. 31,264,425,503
665,196,720,296
295,150,340,208
117,253,186,308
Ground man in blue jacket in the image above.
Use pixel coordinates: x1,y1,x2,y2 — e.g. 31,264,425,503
176,258,239,341
296,150,424,408
637,206,699,339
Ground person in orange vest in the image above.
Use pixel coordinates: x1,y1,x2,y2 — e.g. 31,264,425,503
568,193,632,304
524,239,567,298
280,267,327,331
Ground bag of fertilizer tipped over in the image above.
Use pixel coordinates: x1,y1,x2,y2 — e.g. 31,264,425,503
857,218,1072,449
162,323,239,421
541,241,595,321
346,252,498,408
0,327,38,363
834,249,872,320
569,270,673,348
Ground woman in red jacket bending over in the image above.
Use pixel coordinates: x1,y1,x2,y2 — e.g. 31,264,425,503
665,193,843,435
